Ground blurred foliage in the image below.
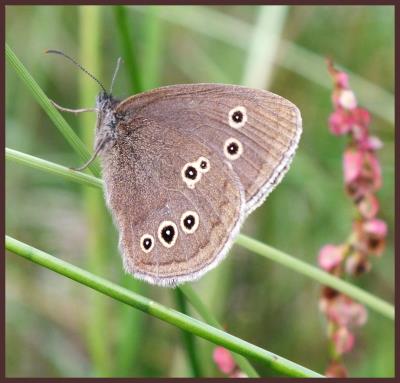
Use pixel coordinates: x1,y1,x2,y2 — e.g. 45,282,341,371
5,5,394,377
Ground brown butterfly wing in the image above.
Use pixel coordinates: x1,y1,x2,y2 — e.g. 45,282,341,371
117,83,302,215
101,83,301,286
101,115,244,286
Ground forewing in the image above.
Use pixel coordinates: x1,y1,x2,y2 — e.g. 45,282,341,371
117,83,302,215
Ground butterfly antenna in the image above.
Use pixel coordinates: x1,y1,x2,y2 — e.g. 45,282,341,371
110,57,122,94
45,49,107,93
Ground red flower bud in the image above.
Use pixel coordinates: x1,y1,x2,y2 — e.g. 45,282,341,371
356,193,380,219
318,244,345,272
332,326,355,355
345,251,371,276
325,361,348,377
329,109,352,135
325,295,368,327
213,347,236,375
362,218,387,256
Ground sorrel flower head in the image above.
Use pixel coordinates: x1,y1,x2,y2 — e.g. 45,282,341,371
319,59,387,376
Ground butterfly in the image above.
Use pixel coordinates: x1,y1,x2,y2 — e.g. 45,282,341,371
47,50,302,287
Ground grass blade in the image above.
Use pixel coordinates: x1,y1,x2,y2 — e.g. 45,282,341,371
174,289,203,377
78,6,111,376
114,5,143,93
5,43,101,176
141,6,163,90
5,148,102,188
180,285,259,377
242,6,289,88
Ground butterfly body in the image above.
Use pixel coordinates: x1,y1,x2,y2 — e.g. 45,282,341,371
93,83,302,287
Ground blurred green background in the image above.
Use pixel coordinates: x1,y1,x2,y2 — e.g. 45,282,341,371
5,5,394,378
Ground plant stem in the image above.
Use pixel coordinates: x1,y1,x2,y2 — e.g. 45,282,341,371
235,235,395,321
115,276,147,376
79,6,111,376
180,285,259,377
114,5,143,93
174,289,203,377
6,235,323,378
5,148,102,188
5,43,100,176
112,6,158,375
242,6,288,88
141,6,162,90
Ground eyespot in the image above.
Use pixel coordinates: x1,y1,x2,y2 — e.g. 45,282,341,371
197,156,210,173
140,234,155,253
158,220,178,248
228,106,247,129
180,210,199,234
223,138,243,160
181,162,201,188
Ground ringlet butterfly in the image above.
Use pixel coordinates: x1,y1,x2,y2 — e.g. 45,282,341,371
46,50,302,287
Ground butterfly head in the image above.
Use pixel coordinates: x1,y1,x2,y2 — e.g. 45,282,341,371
96,91,115,111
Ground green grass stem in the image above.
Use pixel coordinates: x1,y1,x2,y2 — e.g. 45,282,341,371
5,148,102,189
242,6,288,88
174,289,203,377
141,6,163,90
5,43,101,176
180,285,259,377
79,7,111,376
114,5,143,93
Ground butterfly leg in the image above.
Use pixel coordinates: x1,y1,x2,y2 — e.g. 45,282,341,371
70,138,108,171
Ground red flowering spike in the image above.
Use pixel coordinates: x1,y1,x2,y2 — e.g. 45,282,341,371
321,58,385,375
